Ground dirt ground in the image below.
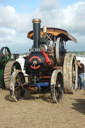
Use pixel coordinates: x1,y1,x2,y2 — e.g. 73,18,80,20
0,89,85,128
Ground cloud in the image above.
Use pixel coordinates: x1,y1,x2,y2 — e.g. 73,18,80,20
31,1,85,35
0,27,16,43
39,1,85,34
0,1,85,53
33,0,85,50
60,2,85,34
0,5,32,53
0,6,31,32
40,0,58,11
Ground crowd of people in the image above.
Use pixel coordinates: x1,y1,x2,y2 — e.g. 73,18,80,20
77,60,85,90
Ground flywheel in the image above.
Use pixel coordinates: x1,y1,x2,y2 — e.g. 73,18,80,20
0,47,11,66
55,37,65,65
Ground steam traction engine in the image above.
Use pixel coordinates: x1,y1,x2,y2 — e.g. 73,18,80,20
0,47,20,89
9,19,78,103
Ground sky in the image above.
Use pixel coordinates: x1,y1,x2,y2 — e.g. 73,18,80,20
0,0,85,53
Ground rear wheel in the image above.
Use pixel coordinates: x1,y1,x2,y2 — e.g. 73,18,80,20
63,53,78,93
10,70,25,101
50,70,63,103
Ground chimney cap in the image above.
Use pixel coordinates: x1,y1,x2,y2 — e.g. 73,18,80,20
32,19,41,23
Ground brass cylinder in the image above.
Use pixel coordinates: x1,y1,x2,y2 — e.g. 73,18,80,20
43,26,47,33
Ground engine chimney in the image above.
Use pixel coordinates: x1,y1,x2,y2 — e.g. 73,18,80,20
32,19,41,48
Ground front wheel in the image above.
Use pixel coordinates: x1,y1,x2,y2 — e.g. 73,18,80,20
50,70,63,103
10,70,25,101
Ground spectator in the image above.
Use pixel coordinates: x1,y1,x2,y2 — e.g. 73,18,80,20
77,60,84,89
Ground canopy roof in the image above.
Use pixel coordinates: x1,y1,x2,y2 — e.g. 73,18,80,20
27,27,77,43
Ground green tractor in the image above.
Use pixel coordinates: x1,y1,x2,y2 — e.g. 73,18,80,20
0,47,21,89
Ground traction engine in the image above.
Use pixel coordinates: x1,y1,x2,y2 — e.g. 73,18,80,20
9,19,78,103
0,47,21,89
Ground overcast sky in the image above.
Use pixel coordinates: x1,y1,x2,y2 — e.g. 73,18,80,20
0,0,85,53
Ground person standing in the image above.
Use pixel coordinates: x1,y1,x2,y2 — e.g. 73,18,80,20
77,60,84,89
